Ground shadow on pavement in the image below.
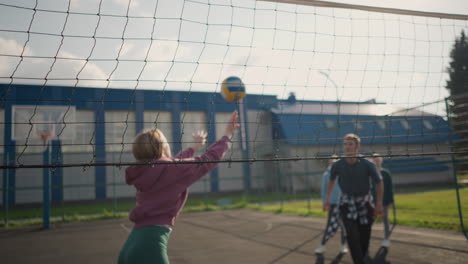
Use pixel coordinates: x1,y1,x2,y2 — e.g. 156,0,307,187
373,246,390,264
315,248,389,264
330,252,345,264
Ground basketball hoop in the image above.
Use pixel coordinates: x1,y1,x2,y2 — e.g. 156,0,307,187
12,105,76,144
34,130,56,146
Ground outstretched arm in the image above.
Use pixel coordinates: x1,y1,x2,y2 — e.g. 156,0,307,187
224,111,240,139
173,111,240,186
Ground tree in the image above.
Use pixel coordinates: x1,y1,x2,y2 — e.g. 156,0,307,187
447,31,468,95
446,30,468,174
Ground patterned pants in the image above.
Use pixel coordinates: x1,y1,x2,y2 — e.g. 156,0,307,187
321,204,346,245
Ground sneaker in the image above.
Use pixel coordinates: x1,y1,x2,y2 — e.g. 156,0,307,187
315,245,326,254
339,244,349,254
381,239,391,248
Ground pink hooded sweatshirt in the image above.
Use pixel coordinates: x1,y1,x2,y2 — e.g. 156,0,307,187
125,136,231,229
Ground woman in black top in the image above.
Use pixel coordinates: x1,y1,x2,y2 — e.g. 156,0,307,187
372,154,395,248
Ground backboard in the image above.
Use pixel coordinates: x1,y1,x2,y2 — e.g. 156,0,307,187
12,105,76,142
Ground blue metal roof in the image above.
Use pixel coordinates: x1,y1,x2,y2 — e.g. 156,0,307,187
0,84,277,112
272,101,436,117
272,112,451,145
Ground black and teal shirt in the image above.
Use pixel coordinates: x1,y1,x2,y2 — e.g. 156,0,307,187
371,169,394,206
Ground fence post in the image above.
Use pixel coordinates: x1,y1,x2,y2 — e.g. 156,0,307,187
445,97,467,239
113,152,117,216
305,148,311,214
3,152,9,227
43,143,51,229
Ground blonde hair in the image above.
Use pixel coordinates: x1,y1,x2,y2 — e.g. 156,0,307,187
132,128,172,161
372,153,383,162
372,153,383,160
343,133,361,145
372,153,383,168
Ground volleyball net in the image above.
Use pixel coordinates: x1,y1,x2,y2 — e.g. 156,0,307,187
0,0,467,233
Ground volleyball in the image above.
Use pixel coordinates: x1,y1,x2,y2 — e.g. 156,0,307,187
221,76,246,102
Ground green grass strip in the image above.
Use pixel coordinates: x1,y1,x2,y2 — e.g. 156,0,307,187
1,189,466,232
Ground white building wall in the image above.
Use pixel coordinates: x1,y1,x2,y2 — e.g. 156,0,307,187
104,111,136,198
247,110,274,190
62,153,96,201
62,110,96,201
215,112,243,191
105,153,134,199
105,111,136,153
5,106,453,205
286,146,324,193
180,111,211,193
14,154,43,204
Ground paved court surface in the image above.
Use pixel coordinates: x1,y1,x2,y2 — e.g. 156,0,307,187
1,209,467,264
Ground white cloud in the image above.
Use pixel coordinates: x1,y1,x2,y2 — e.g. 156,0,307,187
120,42,135,58
0,38,31,56
53,51,108,81
0,0,465,108
0,38,33,77
8,49,110,87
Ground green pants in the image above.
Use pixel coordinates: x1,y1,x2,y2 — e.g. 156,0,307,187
118,225,171,264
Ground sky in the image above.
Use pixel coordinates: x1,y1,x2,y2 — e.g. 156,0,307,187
329,0,468,15
0,0,467,115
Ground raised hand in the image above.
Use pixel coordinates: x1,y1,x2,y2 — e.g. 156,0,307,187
224,111,240,139
191,130,208,151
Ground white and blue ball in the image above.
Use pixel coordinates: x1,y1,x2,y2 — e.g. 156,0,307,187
221,76,246,102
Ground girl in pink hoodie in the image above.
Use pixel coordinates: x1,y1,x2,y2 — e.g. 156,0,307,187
118,111,239,264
